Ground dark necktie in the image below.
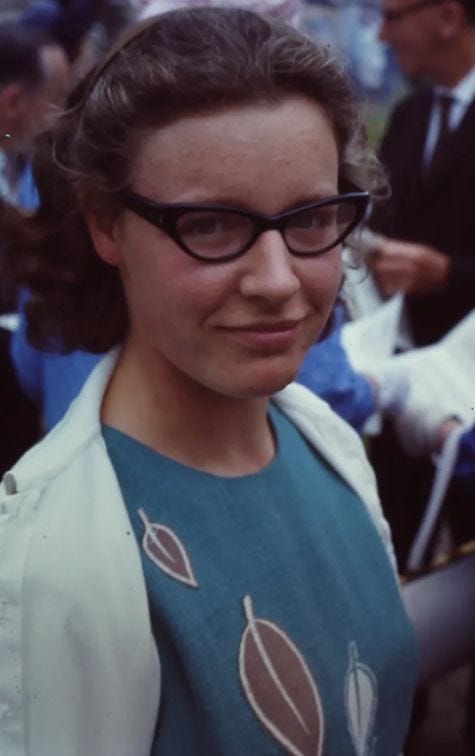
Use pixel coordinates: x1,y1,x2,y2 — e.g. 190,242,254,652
427,93,454,176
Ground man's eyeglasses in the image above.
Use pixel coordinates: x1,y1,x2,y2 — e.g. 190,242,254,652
381,0,445,23
120,182,369,263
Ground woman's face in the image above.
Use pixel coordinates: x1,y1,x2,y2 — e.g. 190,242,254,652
97,96,343,399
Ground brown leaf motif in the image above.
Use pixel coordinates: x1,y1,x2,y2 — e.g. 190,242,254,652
239,595,324,756
138,507,198,588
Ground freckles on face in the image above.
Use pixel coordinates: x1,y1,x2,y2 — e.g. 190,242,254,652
115,97,344,397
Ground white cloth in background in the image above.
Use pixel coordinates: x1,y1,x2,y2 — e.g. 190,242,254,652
135,0,303,27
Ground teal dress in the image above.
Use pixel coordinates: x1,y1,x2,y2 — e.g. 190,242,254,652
103,402,418,755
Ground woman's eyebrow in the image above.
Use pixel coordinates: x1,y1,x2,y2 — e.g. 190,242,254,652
203,191,338,214
276,192,340,214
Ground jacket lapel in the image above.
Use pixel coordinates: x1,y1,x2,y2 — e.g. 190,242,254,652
409,89,433,179
423,95,475,185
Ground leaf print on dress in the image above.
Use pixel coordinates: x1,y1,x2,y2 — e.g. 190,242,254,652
239,595,324,756
138,507,198,588
344,641,378,756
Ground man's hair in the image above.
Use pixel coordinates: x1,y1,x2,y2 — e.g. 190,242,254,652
0,22,50,90
1,6,381,353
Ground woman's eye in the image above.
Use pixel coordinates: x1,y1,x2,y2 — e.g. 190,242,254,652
180,215,222,237
291,208,335,230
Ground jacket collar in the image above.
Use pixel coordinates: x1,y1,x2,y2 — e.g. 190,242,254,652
422,87,475,184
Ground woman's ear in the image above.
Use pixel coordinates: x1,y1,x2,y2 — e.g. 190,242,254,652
80,188,123,266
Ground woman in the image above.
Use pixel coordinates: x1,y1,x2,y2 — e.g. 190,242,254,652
0,8,417,755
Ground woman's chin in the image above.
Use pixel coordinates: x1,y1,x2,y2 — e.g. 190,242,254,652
229,366,299,399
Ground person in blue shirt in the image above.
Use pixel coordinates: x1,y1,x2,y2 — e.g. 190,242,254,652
0,22,70,473
11,304,101,430
0,22,70,209
297,301,376,431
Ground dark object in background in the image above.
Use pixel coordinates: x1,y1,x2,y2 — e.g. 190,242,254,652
0,327,39,476
21,0,132,63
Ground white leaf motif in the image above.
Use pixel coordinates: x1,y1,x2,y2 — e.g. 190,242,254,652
344,641,378,756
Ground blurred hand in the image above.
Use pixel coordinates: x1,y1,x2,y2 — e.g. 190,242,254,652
434,417,463,452
365,367,410,415
391,376,462,457
369,238,450,296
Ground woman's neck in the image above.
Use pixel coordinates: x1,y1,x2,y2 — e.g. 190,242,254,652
101,339,276,477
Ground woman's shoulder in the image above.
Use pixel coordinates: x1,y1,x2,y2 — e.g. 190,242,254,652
274,380,365,447
273,381,372,492
275,381,397,573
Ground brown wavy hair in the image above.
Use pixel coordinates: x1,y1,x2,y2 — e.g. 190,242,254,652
1,6,382,353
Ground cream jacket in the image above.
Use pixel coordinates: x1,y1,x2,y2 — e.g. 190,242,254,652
0,350,395,756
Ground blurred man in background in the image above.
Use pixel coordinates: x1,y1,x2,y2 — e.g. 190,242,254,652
369,0,475,347
366,0,475,566
0,22,70,209
0,21,70,474
367,0,475,744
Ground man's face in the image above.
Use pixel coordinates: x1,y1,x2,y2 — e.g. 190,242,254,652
27,44,71,137
378,0,447,79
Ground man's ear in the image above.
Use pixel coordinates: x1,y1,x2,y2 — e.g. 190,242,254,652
80,189,123,266
0,83,31,132
0,83,28,119
439,0,465,37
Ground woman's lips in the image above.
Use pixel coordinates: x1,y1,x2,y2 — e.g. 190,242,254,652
218,320,305,351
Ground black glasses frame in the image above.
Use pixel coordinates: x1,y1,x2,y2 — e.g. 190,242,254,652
119,182,369,263
381,0,445,23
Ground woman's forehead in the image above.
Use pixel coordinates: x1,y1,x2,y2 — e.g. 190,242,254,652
130,97,339,206
133,96,335,157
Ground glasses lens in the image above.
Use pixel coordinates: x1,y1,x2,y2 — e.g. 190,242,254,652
285,200,357,253
176,210,254,258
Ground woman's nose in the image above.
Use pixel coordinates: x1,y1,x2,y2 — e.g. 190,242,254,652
238,230,301,303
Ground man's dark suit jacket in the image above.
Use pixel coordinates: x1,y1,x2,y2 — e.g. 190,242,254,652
370,85,475,346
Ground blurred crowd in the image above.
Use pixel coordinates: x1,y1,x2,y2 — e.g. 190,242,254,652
0,0,475,751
